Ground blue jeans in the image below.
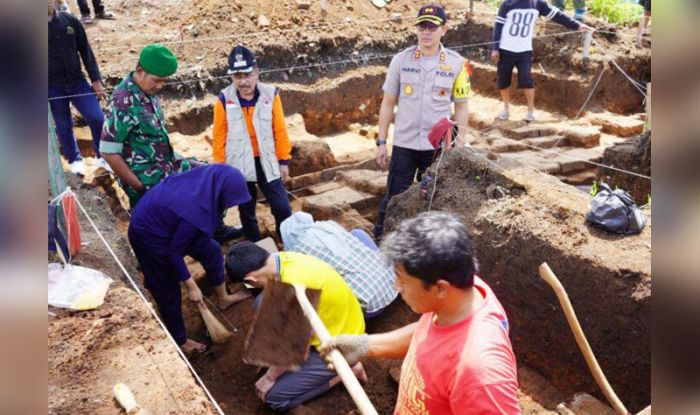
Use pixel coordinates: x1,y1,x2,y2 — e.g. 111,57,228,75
239,158,292,241
49,81,104,163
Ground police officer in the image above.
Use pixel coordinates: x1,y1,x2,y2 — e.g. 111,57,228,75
212,45,293,242
374,4,472,239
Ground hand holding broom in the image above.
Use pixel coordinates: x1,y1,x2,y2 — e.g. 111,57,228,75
197,302,232,344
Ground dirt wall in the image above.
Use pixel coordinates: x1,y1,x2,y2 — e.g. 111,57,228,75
384,148,651,412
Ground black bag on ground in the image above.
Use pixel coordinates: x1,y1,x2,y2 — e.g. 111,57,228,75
586,183,646,235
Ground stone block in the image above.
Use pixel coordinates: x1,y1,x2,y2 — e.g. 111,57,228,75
564,126,601,148
589,112,645,137
336,169,387,195
502,124,558,139
302,186,380,213
524,135,565,149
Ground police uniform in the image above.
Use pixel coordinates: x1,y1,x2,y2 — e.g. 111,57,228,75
374,43,472,238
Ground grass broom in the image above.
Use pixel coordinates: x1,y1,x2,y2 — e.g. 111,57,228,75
197,302,232,344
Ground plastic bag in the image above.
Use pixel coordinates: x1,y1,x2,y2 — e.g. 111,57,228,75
586,183,646,235
48,263,113,310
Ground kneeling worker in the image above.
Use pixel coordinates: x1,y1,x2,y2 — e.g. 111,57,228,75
225,241,366,412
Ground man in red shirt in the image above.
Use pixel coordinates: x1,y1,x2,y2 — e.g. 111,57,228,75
321,211,521,414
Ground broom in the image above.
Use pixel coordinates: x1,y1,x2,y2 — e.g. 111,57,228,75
197,302,232,344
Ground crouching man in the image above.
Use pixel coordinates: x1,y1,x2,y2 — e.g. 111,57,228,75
225,242,366,411
321,211,521,414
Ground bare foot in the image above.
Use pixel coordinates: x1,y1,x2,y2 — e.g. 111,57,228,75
352,362,368,383
181,338,207,356
218,290,252,310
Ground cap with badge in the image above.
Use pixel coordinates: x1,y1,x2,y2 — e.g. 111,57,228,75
227,45,257,74
416,4,447,27
139,44,178,77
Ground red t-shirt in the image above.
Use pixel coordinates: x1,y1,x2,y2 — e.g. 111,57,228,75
394,276,521,415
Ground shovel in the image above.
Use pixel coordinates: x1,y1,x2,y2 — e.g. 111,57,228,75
243,279,378,415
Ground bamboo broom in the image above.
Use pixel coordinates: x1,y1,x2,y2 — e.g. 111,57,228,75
197,302,232,344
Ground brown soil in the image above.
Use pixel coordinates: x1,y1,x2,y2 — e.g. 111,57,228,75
597,131,651,204
83,0,649,127
48,177,217,415
51,1,652,413
383,148,651,412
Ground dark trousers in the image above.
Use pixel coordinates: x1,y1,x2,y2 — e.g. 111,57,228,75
374,146,435,239
239,158,292,241
265,350,337,411
49,81,104,163
128,227,225,345
77,0,104,16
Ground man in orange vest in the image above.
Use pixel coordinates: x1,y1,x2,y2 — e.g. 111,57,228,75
212,45,293,241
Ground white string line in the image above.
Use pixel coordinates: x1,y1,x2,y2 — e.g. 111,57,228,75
457,119,652,180
547,61,607,149
592,37,647,97
65,188,226,415
48,29,588,102
94,7,643,54
480,131,651,179
97,8,471,52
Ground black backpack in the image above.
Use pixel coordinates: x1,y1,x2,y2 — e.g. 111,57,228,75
586,183,646,235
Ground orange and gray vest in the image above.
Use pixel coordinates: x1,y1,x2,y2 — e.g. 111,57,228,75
220,82,280,182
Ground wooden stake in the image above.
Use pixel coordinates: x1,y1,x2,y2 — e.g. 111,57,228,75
538,263,629,415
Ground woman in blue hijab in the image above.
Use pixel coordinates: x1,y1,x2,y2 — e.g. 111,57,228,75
128,164,251,355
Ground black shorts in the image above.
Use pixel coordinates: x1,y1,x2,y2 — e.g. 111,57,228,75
640,0,651,12
497,50,535,89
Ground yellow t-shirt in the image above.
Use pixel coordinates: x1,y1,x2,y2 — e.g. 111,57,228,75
278,252,365,347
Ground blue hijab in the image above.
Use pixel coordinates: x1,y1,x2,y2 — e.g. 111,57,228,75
143,164,251,236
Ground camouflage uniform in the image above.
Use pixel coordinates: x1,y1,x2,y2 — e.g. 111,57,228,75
100,73,194,208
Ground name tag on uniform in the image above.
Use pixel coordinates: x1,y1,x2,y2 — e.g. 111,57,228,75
401,67,420,74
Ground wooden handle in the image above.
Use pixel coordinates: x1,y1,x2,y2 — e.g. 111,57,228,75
292,284,378,415
538,263,629,415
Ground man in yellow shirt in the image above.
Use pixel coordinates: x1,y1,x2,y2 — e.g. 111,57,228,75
225,241,366,411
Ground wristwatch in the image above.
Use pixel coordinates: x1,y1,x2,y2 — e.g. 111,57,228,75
376,139,387,147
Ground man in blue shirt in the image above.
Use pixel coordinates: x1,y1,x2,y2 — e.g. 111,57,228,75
48,0,108,175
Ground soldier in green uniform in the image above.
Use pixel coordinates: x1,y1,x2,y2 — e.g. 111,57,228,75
100,44,192,208
100,44,244,241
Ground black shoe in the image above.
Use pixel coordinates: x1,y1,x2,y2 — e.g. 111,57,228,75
214,225,244,244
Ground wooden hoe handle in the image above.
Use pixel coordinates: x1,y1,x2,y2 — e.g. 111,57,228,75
292,284,378,415
538,262,630,415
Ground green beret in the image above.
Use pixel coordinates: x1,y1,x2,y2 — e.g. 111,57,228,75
139,44,178,77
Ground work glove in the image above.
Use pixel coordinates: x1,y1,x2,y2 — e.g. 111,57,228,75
318,334,369,366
